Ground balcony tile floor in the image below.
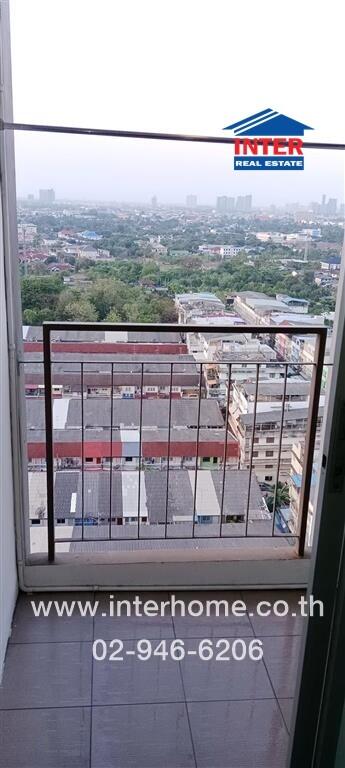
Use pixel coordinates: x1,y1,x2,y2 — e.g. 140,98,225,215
0,590,304,767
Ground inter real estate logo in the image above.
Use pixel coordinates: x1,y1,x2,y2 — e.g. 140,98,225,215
223,108,313,171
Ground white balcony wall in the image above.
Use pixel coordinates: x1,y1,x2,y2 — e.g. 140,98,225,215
0,208,18,676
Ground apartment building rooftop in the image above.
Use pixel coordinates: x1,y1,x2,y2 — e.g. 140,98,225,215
239,404,324,427
30,468,268,526
23,326,183,344
188,315,245,328
25,370,200,390
215,345,277,363
242,380,316,399
23,352,197,373
26,397,225,431
270,313,325,326
175,292,224,305
26,428,239,466
276,294,310,307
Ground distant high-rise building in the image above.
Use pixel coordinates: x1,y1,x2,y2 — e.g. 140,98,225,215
236,195,252,212
217,196,227,213
39,188,55,203
321,194,326,213
326,198,337,215
186,194,197,208
311,201,321,214
151,195,158,208
244,194,252,212
216,196,235,213
27,194,34,201
339,203,345,218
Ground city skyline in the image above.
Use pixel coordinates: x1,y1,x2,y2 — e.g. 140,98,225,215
13,131,344,206
17,190,344,212
10,1,344,205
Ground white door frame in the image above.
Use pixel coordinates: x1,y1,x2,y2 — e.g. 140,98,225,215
289,238,345,767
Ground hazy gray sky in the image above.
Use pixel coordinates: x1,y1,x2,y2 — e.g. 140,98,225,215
9,0,345,205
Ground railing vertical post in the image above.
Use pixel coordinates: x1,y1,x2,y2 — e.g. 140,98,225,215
43,324,55,561
192,363,203,537
80,362,85,539
137,363,144,538
297,330,327,556
244,363,260,537
219,364,232,537
109,363,114,539
271,364,288,537
164,362,173,538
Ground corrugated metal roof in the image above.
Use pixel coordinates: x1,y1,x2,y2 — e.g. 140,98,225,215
49,469,264,526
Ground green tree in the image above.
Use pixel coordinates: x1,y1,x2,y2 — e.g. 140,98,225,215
22,307,55,324
86,278,135,320
105,309,122,322
21,275,64,319
59,299,98,322
266,482,290,513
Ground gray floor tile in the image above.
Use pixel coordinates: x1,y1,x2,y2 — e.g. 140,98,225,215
0,707,91,768
92,640,184,705
188,699,289,767
0,642,92,709
279,698,295,732
180,639,274,701
244,590,306,636
262,635,301,699
10,591,94,643
91,703,195,767
0,590,302,767
94,591,174,640
172,591,254,638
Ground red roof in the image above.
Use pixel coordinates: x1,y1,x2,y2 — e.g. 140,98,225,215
27,439,239,460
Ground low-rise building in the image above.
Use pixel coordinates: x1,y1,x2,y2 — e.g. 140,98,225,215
234,291,318,327
17,223,37,242
233,292,291,325
275,295,309,313
26,397,239,471
320,257,341,271
28,468,268,530
188,330,280,403
228,379,324,482
288,441,318,546
175,292,225,323
24,352,201,399
198,244,243,259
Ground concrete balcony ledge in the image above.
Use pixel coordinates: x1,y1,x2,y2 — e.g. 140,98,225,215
23,545,311,591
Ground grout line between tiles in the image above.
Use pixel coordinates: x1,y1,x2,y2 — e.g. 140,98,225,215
0,696,281,714
89,591,96,768
242,589,292,738
170,590,198,768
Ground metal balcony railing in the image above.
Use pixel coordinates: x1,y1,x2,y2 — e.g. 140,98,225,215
32,322,328,561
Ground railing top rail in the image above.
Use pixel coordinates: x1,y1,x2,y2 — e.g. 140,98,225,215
20,358,323,366
2,121,345,151
42,321,328,338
